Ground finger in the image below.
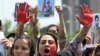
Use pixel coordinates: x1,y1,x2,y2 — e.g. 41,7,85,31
27,14,33,21
76,16,82,23
90,8,93,14
83,4,87,13
20,2,25,11
16,5,19,13
25,2,30,12
34,6,38,12
84,4,89,13
19,3,23,10
80,5,85,14
23,2,27,10
55,6,62,13
56,6,60,10
1,39,9,44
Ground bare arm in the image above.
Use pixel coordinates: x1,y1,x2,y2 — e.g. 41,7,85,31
56,6,67,40
75,25,91,42
75,4,93,42
16,2,32,36
56,6,68,50
29,7,39,39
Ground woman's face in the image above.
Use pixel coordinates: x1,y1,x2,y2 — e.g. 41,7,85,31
48,26,58,35
13,38,30,56
39,35,57,56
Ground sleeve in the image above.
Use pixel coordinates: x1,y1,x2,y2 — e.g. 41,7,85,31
66,36,83,56
56,50,73,56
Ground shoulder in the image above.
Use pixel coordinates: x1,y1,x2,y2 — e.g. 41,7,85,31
56,50,74,56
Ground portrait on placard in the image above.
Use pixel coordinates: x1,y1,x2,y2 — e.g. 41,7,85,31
38,0,55,17
91,14,100,44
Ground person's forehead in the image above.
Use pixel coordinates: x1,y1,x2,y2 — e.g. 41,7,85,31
49,26,57,30
9,37,15,40
41,35,55,41
15,38,29,44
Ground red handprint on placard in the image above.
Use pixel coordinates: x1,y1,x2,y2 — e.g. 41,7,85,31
16,2,32,24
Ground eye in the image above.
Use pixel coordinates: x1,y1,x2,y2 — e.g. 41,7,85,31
49,30,56,33
14,46,18,50
41,40,46,44
6,47,11,50
22,47,28,50
49,40,55,44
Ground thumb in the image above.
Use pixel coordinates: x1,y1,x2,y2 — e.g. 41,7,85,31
27,14,33,21
76,16,82,23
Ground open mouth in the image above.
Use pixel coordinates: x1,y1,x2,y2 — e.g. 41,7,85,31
44,48,49,53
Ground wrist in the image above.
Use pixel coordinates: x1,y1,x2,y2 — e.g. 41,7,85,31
17,22,24,33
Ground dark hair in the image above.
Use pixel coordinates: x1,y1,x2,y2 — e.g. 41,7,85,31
37,32,58,56
47,1,50,4
6,33,16,39
47,24,59,33
95,44,100,55
11,33,35,56
0,20,2,27
95,15,99,21
83,47,94,56
82,39,86,47
0,20,2,30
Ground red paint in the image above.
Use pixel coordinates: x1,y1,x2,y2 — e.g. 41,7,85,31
16,2,32,24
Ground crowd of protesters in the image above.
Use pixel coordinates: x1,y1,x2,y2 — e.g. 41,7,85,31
0,1,100,56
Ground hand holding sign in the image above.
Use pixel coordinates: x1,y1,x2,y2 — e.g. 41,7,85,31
76,4,93,26
16,2,33,24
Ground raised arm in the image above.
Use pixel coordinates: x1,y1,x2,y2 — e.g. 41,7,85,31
56,6,67,37
56,6,68,50
56,4,93,56
76,4,93,42
56,6,67,38
16,2,33,36
29,6,39,39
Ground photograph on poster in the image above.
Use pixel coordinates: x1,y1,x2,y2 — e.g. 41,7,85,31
38,0,55,17
90,13,100,44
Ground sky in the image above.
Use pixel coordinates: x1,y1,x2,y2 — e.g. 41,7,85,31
0,0,61,32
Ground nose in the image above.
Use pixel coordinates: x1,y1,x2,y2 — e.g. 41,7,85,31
45,41,49,46
17,48,22,54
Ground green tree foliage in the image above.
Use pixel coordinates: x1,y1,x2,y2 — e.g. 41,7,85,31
3,19,13,37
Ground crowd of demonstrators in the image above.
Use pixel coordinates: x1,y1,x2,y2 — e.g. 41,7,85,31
57,3,93,56
47,6,68,50
0,1,100,56
30,5,67,50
